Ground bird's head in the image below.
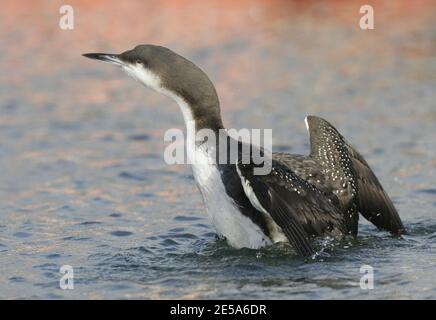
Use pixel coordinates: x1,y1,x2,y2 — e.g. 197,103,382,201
83,45,221,128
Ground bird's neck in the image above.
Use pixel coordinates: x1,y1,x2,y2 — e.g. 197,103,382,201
166,91,224,134
163,92,224,170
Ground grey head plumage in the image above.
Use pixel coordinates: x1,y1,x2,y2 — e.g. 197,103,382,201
83,45,223,131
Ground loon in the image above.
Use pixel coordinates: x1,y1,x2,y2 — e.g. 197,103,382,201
83,45,405,256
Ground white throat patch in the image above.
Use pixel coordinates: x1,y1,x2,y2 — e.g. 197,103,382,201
122,63,194,126
123,63,161,91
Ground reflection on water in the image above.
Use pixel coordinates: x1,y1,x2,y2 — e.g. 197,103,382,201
0,0,435,299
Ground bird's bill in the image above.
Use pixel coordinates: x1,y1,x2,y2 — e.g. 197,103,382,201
82,53,123,66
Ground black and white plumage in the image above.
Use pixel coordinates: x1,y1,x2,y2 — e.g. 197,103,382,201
83,45,405,256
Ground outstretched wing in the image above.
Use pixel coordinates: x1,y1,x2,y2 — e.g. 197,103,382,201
305,115,405,235
236,160,347,256
346,144,405,234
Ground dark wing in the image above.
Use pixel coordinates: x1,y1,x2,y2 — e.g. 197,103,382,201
305,115,405,235
237,160,347,256
346,145,406,234
272,153,335,195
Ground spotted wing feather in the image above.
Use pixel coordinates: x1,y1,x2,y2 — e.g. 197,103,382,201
305,115,405,235
237,160,347,256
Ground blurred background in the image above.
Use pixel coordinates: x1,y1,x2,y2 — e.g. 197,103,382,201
0,0,435,299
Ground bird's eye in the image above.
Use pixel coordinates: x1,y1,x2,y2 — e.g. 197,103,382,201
135,59,142,64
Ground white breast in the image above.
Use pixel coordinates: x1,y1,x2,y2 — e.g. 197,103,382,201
189,145,271,249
